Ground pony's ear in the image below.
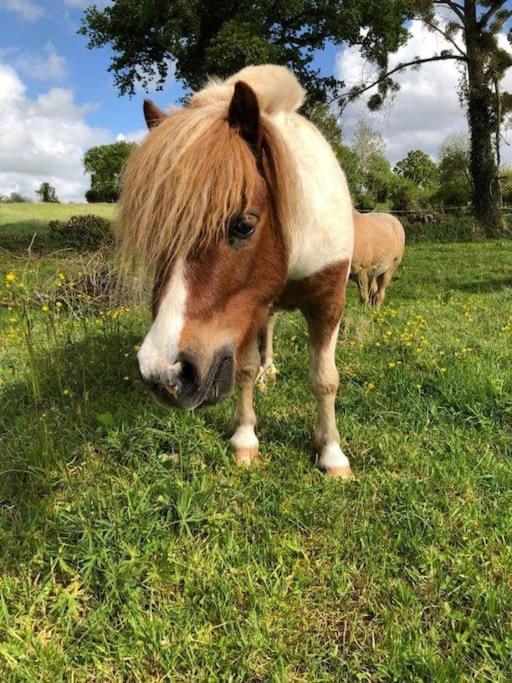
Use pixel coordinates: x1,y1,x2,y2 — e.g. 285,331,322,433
228,81,261,148
143,99,167,129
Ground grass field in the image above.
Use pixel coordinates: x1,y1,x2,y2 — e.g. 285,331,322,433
1,203,512,680
0,202,115,247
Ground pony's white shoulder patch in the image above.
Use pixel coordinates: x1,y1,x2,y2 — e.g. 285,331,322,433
189,65,305,115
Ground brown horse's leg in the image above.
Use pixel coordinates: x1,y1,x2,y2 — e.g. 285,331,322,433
258,313,278,382
369,275,379,306
357,270,370,305
374,268,395,307
230,337,260,466
305,316,352,479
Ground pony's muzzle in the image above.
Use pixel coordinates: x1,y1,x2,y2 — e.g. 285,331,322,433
140,347,235,410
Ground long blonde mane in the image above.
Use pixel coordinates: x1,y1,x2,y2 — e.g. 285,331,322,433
116,66,302,284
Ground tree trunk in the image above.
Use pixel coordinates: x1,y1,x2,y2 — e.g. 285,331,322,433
464,2,503,235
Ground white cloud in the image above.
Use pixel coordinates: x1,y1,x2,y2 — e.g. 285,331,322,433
336,20,512,165
0,0,44,21
0,62,111,201
116,129,147,144
15,42,68,82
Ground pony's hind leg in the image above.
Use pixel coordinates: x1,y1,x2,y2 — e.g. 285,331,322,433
230,338,260,466
306,317,352,479
374,267,395,307
356,270,370,305
257,313,278,383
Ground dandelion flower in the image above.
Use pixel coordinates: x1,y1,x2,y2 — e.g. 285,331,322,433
42,305,49,313
366,382,375,391
6,272,16,283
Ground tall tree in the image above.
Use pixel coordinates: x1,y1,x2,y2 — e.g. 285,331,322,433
83,141,136,203
78,1,409,105
394,149,439,188
351,121,386,178
36,182,59,203
339,1,512,231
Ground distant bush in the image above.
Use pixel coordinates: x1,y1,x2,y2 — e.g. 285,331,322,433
354,193,376,211
402,213,482,243
0,192,31,203
85,188,118,203
390,177,421,212
48,214,113,249
435,178,471,208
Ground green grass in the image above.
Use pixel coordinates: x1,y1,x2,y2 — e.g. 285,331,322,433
0,202,115,250
1,206,512,680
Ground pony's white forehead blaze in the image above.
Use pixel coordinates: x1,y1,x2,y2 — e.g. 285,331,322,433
137,259,188,381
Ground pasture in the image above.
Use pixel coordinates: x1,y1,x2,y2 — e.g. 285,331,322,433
1,203,512,680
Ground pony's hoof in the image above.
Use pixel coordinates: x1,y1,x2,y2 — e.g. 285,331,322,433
265,362,278,381
233,447,259,467
256,362,278,389
324,465,353,480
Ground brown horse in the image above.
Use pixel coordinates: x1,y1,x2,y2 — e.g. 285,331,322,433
118,65,354,477
350,210,405,307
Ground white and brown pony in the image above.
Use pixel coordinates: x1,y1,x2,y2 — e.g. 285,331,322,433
350,210,405,307
118,65,354,478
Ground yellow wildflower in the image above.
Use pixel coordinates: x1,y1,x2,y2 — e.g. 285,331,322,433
6,272,16,283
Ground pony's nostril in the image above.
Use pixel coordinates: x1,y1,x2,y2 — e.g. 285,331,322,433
179,359,197,390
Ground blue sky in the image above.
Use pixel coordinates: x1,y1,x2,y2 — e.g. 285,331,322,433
0,0,185,135
1,0,511,201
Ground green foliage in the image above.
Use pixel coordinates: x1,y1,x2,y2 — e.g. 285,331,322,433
366,152,394,202
500,167,512,205
351,120,385,177
307,104,363,196
48,214,113,249
437,134,472,208
350,121,393,201
2,206,512,678
354,192,376,210
83,141,136,203
402,213,482,243
390,175,423,211
78,0,409,103
36,182,59,203
394,149,439,189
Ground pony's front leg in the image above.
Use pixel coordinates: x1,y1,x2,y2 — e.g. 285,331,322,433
306,317,352,479
257,313,278,383
230,338,260,466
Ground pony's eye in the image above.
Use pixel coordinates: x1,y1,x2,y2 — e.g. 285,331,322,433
228,212,258,243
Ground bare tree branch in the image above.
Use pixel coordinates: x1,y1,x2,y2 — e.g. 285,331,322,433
332,54,467,109
478,0,507,29
422,17,466,57
433,1,466,24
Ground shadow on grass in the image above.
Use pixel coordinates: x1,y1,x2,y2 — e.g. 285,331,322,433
0,327,143,508
451,276,512,294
